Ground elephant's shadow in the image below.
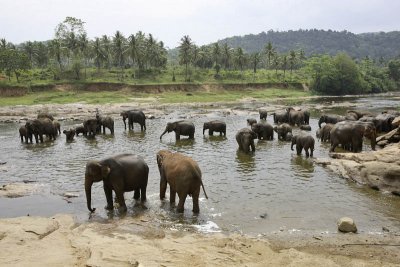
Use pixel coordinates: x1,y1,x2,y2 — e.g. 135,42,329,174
168,139,196,148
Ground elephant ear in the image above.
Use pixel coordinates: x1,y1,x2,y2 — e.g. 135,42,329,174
101,165,111,179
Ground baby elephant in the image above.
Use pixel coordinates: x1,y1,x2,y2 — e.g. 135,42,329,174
203,120,226,136
75,125,87,136
291,134,315,157
63,129,76,141
236,128,257,152
156,150,208,213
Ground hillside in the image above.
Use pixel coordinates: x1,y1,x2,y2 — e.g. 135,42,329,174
208,30,400,59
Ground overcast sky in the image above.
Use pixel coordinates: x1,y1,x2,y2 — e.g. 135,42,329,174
1,0,399,48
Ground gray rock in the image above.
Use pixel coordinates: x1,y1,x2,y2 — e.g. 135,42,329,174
338,217,357,233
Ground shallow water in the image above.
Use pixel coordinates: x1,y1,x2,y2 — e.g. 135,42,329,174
0,94,399,235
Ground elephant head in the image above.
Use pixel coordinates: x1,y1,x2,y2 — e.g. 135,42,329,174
318,115,326,128
85,161,111,212
363,124,377,150
120,111,128,121
160,122,176,139
203,122,210,135
247,118,257,126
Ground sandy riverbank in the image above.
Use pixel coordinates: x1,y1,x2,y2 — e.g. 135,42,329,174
0,214,399,266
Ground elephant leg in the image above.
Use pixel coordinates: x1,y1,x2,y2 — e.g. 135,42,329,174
115,191,127,212
103,126,105,134
305,147,310,157
176,192,187,213
140,186,147,202
189,133,194,139
175,133,180,140
160,179,167,200
192,190,200,213
209,130,213,136
170,187,176,204
39,134,44,143
134,190,140,200
310,148,314,157
296,145,302,155
111,127,114,134
250,142,255,152
104,186,114,210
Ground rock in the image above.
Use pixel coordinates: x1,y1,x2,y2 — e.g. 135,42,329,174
63,192,79,198
147,115,155,119
0,183,43,198
392,117,400,128
338,217,357,233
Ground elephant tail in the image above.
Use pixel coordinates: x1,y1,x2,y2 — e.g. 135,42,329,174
200,180,208,199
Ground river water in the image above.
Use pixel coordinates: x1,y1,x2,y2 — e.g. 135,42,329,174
0,94,399,236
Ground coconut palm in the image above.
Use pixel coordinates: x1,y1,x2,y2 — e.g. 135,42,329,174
92,37,105,71
179,35,194,82
221,43,232,70
289,50,296,76
234,47,246,72
113,30,126,80
49,39,64,70
251,52,261,74
264,42,275,69
127,34,138,71
101,35,112,69
79,33,90,78
282,54,288,79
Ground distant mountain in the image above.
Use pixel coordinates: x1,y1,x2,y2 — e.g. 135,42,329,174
215,29,400,59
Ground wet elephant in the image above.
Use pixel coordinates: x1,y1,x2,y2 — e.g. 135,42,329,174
160,120,195,140
319,123,334,142
85,153,149,213
121,110,146,131
19,125,32,143
318,114,345,128
53,121,61,135
299,125,311,131
286,107,305,126
37,113,54,121
203,120,226,136
251,122,273,140
156,150,208,213
273,123,292,141
330,121,376,152
83,119,98,137
25,118,57,143
63,129,75,141
375,113,395,132
75,125,87,136
96,114,114,134
247,118,257,126
236,128,257,152
271,110,289,124
291,133,315,157
259,109,268,120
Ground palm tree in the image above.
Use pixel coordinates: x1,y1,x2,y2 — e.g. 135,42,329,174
221,43,232,70
264,42,275,69
127,34,138,72
135,31,146,71
49,39,64,70
101,35,111,69
92,37,105,71
113,31,126,80
234,47,245,72
251,52,261,74
23,41,36,67
289,50,296,76
212,43,221,67
79,33,90,78
272,52,280,75
179,35,193,82
282,54,288,79
0,39,6,50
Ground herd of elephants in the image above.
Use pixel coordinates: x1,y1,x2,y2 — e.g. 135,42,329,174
16,107,399,214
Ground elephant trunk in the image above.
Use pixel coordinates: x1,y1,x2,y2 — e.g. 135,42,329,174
318,118,322,128
203,127,205,135
160,129,167,139
85,179,96,212
291,140,295,151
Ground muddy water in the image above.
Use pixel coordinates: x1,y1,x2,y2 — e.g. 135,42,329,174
1,95,400,235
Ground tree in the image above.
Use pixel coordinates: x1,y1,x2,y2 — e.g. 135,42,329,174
79,33,90,78
212,43,221,67
49,39,64,70
272,52,280,75
282,54,288,79
178,35,193,82
101,35,112,69
127,34,138,72
289,50,296,75
0,48,30,82
250,52,261,74
23,41,35,67
388,59,400,81
221,43,232,69
234,47,245,72
34,42,49,68
264,42,275,68
113,31,126,80
92,37,105,71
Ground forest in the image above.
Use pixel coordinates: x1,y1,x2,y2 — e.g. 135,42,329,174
0,17,399,96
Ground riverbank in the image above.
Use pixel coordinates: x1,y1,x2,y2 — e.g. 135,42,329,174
0,214,399,266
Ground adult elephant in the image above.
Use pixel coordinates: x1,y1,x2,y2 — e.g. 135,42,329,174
96,114,114,134
37,113,54,121
271,110,288,124
330,121,376,153
121,110,146,131
25,118,57,143
291,133,315,157
83,119,98,137
251,122,273,140
286,107,305,126
319,123,334,142
375,113,395,132
273,123,292,141
318,114,345,128
160,120,195,140
203,120,226,136
85,154,149,213
19,125,32,143
236,128,257,152
303,109,310,125
156,150,208,213
259,109,268,120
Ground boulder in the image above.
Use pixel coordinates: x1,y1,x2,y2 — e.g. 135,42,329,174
338,217,357,233
392,117,400,128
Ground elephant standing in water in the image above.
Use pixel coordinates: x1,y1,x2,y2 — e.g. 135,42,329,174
318,114,345,128
273,123,292,141
330,121,376,152
85,154,149,213
83,119,98,137
156,150,208,213
236,128,257,152
25,118,57,143
203,120,226,136
271,110,288,124
96,113,114,134
259,109,268,120
19,125,32,143
160,120,195,140
291,133,315,157
251,122,274,140
121,110,146,131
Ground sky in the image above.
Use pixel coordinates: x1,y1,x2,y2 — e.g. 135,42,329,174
0,0,399,48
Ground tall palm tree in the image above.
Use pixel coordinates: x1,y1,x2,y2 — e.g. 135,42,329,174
23,41,36,67
264,42,275,69
221,43,232,70
251,52,261,74
282,54,288,79
289,50,296,76
234,47,245,72
113,30,126,80
92,37,105,71
79,33,90,78
0,39,6,50
127,34,138,72
101,35,112,69
179,35,193,82
135,31,146,71
272,52,280,75
49,39,64,70
212,43,221,67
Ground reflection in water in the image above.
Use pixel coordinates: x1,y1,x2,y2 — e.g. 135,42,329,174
290,155,314,179
171,139,196,149
235,150,256,174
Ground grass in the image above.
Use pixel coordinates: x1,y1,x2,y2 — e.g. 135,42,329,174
0,88,311,106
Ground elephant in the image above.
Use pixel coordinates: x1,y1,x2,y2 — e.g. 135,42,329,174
156,150,208,213
63,129,75,141
236,128,257,152
247,118,257,126
291,133,315,157
251,122,273,140
25,118,57,143
374,113,395,132
259,109,268,120
121,110,146,131
329,121,376,152
160,120,195,140
272,110,289,124
37,113,54,121
203,120,226,136
96,114,114,134
286,107,305,126
316,128,322,140
303,109,310,125
53,121,61,135
346,110,374,120
319,123,334,142
299,125,312,131
83,119,98,136
284,132,293,141
85,153,149,213
273,123,292,141
19,125,32,143
318,114,345,128
75,125,87,136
